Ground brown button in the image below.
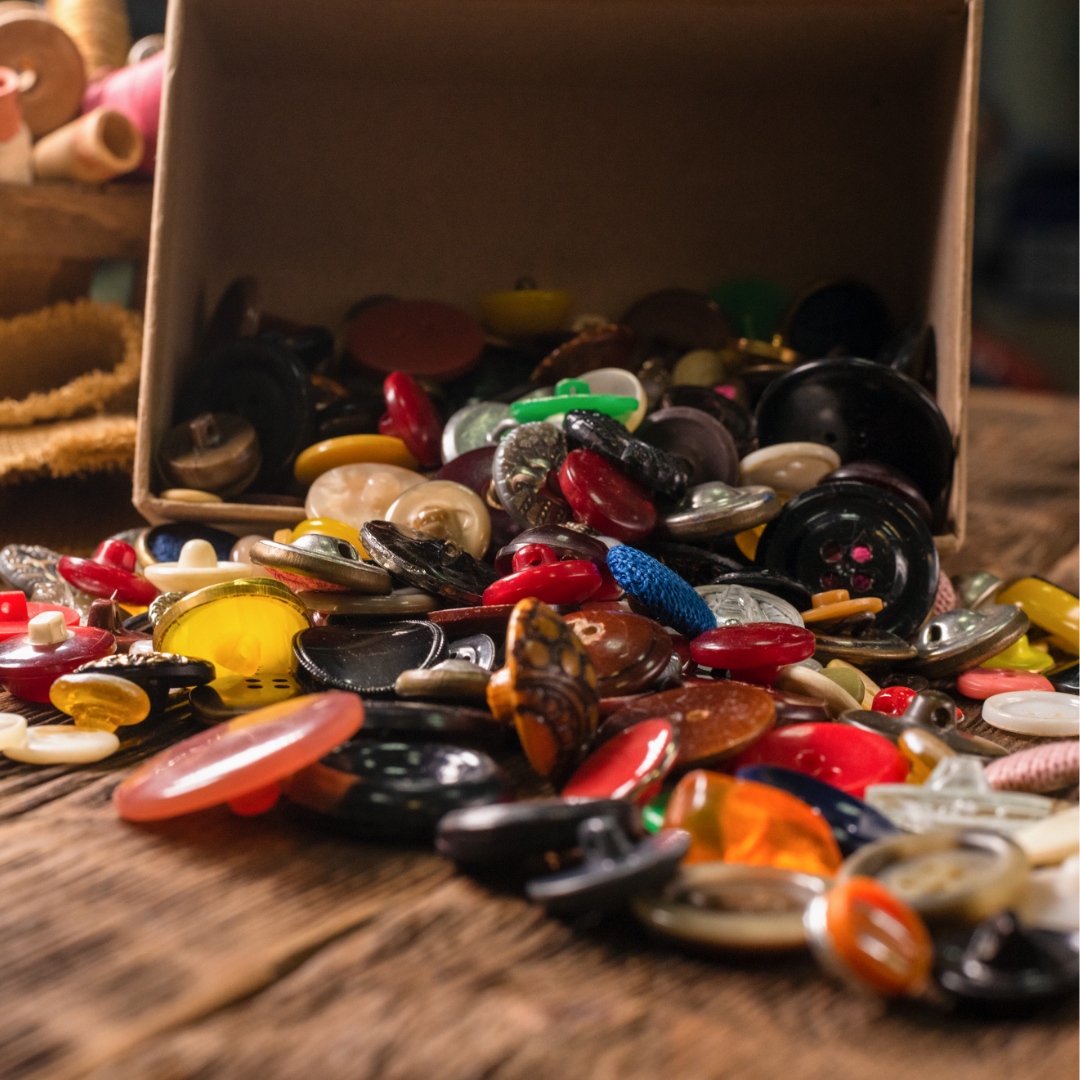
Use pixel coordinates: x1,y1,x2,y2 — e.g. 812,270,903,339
529,323,636,384
158,412,261,496
429,605,517,642
600,681,775,770
768,688,831,725
564,610,672,696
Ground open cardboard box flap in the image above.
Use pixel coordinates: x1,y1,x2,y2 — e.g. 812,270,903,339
136,0,980,553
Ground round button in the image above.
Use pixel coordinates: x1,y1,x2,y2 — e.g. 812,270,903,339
691,623,816,686
819,461,933,527
386,479,492,560
755,481,939,639
982,691,1080,737
739,442,840,495
635,406,740,487
294,434,418,484
658,482,781,540
492,422,571,529
562,717,677,801
4,725,119,764
380,372,443,468
305,462,427,532
559,449,656,543
580,367,648,431
564,610,673,697
441,402,512,463
957,668,1054,699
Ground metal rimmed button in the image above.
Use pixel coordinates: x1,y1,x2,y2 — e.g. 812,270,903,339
694,583,803,629
440,402,513,463
657,482,781,540
911,605,1030,679
250,534,392,595
492,422,571,530
633,863,831,952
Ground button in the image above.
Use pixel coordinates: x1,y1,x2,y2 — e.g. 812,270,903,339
0,615,115,702
480,281,573,337
804,877,931,997
345,299,484,379
1014,807,1080,866
620,288,730,361
600,681,776,770
632,862,829,952
810,627,917,666
286,740,509,842
358,700,509,748
486,598,599,784
564,610,673,697
58,539,159,605
441,402,513,463
525,816,689,915
755,358,953,513
635,406,739,487
768,689,831,725
394,660,491,702
304,462,427,533
864,756,1054,836
558,448,656,543
690,623,816,686
780,279,892,361
249,534,393,595
143,539,253,594
897,727,956,784
492,422,571,529
997,578,1079,654
3,725,120,765
957,667,1054,699
838,829,1031,924
801,588,883,626
529,323,636,383
429,604,516,642
661,385,757,456
484,545,601,607
298,588,439,619
739,442,840,496
138,523,239,566
606,545,717,639
435,446,522,554
819,461,933,527
188,672,302,725
386,479,492,561
658,482,780,540
512,377,638,425
293,434,418,485
694,584,803,629
176,335,316,490
708,570,813,612
153,578,311,679
819,665,866,704
980,634,1056,673
735,764,898,855
985,743,1080,796
953,571,1004,610
0,589,78,641
663,769,842,874
912,605,1030,678
159,489,223,503
114,692,363,820
361,521,497,605
562,718,677,801
49,672,151,732
756,481,939,639
0,543,68,600
563,409,690,496
982,691,1080,737
288,517,366,553
379,372,443,468
774,664,862,718
734,722,908,799
579,368,648,431
294,621,446,696
0,713,27,750
157,412,261,497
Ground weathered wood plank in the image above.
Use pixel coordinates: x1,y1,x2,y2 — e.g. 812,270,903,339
0,181,153,260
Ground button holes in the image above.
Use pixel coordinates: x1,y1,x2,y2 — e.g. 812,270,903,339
851,545,873,564
851,574,873,592
821,541,843,563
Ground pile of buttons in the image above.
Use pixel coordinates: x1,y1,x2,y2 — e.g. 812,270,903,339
0,276,1077,1011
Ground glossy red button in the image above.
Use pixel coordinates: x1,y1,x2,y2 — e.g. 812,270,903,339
346,299,484,379
114,691,364,821
733,721,909,798
58,539,159,605
379,372,443,467
956,667,1055,700
482,559,601,607
561,718,676,802
0,627,115,702
558,448,656,543
690,623,816,686
871,685,962,719
0,591,79,642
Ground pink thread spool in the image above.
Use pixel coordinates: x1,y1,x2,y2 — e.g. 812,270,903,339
82,48,161,176
985,741,1080,794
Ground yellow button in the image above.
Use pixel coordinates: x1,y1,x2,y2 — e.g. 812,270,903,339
802,589,883,624
160,488,223,503
294,435,419,485
979,634,1056,673
735,523,766,560
480,287,573,337
997,578,1079,655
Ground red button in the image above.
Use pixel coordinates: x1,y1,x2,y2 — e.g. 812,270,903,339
58,539,159,605
733,722,909,798
871,685,963,719
379,372,443,467
0,591,79,642
482,558,601,607
561,718,676,802
558,449,656,543
690,623,816,686
346,300,484,379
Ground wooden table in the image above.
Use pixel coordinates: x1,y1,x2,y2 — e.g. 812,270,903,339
0,389,1076,1080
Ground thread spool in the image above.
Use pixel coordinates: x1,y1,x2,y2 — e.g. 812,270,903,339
126,33,163,66
0,65,30,182
82,49,162,175
46,0,130,76
0,7,84,136
32,105,143,181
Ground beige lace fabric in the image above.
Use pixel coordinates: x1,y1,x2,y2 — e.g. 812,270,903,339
0,299,142,482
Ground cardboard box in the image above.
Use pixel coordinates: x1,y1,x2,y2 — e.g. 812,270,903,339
135,0,982,554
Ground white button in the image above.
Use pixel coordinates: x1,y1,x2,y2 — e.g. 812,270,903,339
3,725,119,764
0,713,27,750
982,691,1080,737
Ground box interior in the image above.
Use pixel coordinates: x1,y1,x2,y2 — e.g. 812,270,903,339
138,0,978,547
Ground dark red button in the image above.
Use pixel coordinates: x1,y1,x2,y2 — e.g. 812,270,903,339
690,623,815,686
58,540,159,605
558,449,656,543
732,722,909,798
482,558,601,607
379,372,442,467
346,300,484,379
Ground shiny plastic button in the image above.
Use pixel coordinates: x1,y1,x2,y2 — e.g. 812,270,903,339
387,479,492,560
739,442,840,496
304,462,426,533
982,691,1080,737
293,434,418,484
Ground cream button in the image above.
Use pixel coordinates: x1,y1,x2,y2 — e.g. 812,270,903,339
982,691,1080,737
580,368,648,431
144,539,253,592
739,442,841,495
28,611,70,645
1015,807,1080,866
386,480,491,560
0,713,27,750
4,725,119,764
305,462,426,532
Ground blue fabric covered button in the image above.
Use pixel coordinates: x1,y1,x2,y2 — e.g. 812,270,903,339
606,545,716,639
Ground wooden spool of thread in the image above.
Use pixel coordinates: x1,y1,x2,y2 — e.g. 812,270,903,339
0,64,31,182
0,6,84,136
46,0,129,76
83,50,163,176
32,104,143,181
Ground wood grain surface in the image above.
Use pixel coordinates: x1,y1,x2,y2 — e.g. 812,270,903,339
0,389,1075,1080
